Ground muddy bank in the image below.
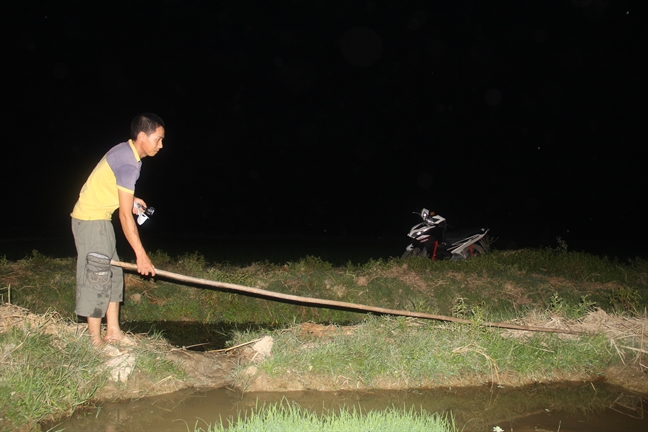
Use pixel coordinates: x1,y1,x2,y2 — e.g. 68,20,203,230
1,304,647,405
102,312,648,399
99,334,648,399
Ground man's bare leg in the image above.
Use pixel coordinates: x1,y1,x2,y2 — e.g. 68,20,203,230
104,301,124,342
87,316,104,347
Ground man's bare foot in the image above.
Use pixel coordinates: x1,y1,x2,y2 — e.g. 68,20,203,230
105,333,137,347
105,329,124,343
90,336,105,348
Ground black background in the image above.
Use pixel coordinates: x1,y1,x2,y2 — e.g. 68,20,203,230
2,0,645,259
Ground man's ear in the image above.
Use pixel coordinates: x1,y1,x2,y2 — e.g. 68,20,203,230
137,131,147,142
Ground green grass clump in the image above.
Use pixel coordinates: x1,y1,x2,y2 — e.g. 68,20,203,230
130,331,187,383
234,315,615,388
0,322,105,429
198,403,455,432
0,308,187,430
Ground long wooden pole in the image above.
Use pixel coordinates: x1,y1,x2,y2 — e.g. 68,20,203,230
111,260,583,335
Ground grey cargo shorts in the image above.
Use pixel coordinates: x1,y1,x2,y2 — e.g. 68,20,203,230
71,218,124,318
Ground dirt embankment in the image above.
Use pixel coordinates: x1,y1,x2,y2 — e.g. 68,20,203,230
232,316,648,395
1,304,647,401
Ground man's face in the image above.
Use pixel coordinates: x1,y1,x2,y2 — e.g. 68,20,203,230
140,126,165,157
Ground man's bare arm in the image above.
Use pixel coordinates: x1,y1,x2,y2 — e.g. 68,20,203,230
118,190,155,276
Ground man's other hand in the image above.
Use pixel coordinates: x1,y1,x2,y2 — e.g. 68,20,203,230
137,254,156,277
133,197,148,215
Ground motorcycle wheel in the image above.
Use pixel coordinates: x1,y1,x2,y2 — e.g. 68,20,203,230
469,244,486,257
402,247,428,259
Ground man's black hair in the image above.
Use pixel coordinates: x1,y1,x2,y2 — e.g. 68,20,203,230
130,113,165,140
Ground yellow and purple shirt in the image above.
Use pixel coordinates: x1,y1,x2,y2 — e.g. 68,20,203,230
71,140,141,221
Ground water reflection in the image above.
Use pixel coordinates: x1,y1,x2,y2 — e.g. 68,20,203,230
46,382,646,432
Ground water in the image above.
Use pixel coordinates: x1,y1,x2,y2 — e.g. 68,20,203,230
46,383,647,431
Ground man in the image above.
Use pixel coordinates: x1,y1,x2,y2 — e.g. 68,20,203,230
71,113,164,347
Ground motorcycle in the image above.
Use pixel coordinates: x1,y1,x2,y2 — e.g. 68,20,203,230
402,208,490,260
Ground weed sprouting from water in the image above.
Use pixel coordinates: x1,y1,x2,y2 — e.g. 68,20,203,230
202,402,455,432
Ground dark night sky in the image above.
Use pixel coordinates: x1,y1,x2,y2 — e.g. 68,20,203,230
2,0,646,258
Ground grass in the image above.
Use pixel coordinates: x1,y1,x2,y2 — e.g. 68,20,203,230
128,330,187,384
0,314,105,431
194,403,456,432
231,315,615,390
0,245,647,429
0,306,186,432
1,247,647,350
3,248,647,334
